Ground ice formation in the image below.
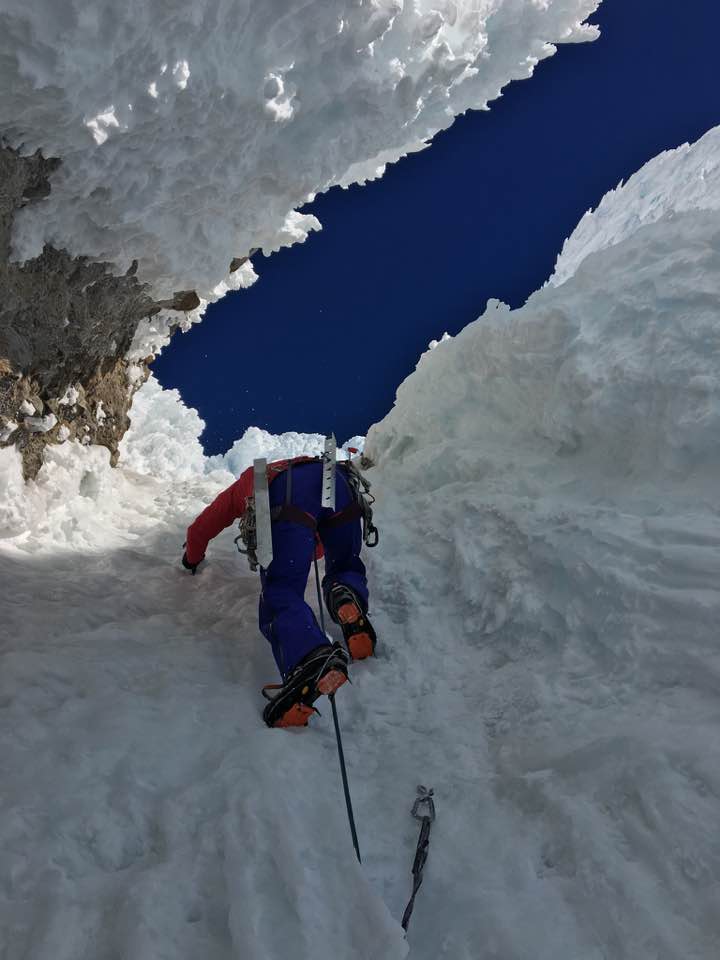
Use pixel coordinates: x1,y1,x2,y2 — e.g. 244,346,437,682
1,0,599,307
552,125,720,286
117,375,208,481
363,124,720,955
2,46,719,960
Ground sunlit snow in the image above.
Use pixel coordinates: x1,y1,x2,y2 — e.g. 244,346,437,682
2,125,720,957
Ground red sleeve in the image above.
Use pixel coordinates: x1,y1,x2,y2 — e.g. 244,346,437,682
185,467,254,564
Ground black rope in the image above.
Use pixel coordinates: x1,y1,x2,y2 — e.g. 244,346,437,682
313,555,362,863
330,692,361,863
401,786,435,931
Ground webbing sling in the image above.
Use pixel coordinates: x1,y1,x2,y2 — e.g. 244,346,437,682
270,461,318,530
318,501,363,529
270,503,317,530
401,786,435,931
269,460,364,532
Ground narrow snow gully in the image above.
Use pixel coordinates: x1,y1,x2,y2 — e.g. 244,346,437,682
4,120,720,960
0,462,410,960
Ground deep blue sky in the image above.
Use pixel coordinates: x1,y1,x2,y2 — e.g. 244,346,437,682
155,0,720,455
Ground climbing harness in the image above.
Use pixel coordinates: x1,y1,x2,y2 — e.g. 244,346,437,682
314,554,362,863
235,450,379,571
401,785,435,931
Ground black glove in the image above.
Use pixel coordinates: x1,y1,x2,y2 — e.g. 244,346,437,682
182,551,203,575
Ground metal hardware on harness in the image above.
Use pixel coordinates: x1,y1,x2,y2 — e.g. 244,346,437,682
321,434,337,510
401,785,435,932
411,785,435,822
234,460,276,572
234,496,258,570
341,459,379,549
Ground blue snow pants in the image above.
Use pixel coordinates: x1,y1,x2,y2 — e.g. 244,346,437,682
259,461,369,678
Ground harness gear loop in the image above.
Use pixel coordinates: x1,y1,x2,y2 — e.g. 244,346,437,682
401,785,435,932
235,496,258,570
338,459,379,549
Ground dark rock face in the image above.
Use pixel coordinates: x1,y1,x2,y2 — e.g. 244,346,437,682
0,146,155,478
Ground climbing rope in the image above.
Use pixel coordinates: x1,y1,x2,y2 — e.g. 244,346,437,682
313,555,362,863
401,785,435,931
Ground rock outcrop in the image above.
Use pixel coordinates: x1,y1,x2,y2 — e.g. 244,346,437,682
1,146,156,478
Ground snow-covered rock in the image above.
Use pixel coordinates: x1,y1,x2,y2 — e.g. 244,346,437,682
0,148,156,477
23,413,58,434
59,386,80,407
0,420,18,443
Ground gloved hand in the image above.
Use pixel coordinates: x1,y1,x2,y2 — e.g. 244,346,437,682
182,551,203,575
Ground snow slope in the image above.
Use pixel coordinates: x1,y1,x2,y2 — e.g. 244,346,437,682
552,125,720,287
364,125,720,957
2,126,720,958
0,435,406,959
2,0,599,310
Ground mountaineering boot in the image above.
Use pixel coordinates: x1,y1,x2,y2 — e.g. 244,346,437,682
262,642,349,728
327,583,377,661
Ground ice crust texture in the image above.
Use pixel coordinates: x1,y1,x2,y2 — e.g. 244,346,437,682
2,125,720,958
117,378,360,482
2,0,598,310
552,125,720,286
364,124,720,955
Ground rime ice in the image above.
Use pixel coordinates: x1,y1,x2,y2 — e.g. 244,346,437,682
1,0,599,311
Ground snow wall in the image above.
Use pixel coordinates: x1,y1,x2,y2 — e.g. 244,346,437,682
0,130,720,960
2,125,719,958
361,123,720,956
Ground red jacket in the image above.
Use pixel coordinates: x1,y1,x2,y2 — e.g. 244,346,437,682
185,456,320,565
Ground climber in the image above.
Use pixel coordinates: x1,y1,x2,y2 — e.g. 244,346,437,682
182,456,377,728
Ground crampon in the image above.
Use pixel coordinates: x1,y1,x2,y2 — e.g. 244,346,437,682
262,642,349,728
328,584,377,661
